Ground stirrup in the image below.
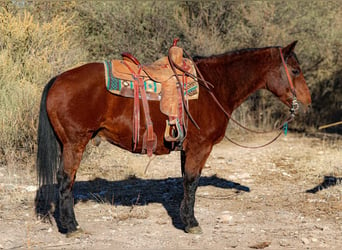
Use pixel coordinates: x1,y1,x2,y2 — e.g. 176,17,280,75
164,118,183,142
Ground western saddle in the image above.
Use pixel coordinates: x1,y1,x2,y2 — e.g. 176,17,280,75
104,39,198,156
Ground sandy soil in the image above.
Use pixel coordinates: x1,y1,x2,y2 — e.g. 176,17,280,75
0,132,341,249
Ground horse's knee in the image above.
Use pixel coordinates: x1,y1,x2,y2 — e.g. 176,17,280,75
183,174,200,194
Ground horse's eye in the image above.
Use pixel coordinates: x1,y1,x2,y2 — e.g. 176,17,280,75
292,69,300,76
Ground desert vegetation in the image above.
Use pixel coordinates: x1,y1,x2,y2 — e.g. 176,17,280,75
0,1,341,164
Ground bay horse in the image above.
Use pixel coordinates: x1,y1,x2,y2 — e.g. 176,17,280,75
37,41,311,236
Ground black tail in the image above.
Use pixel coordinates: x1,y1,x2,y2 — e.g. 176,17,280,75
36,77,60,207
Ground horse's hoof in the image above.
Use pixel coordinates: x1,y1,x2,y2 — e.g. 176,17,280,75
185,225,203,234
66,227,84,238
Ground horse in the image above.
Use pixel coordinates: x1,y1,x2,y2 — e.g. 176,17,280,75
36,41,311,236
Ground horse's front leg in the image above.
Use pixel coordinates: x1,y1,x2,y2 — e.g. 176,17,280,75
180,143,212,234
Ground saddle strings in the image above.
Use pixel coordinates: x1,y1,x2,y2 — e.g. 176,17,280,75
168,50,200,130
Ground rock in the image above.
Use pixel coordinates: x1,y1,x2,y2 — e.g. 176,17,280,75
25,185,37,192
220,214,233,223
249,241,271,249
302,237,310,245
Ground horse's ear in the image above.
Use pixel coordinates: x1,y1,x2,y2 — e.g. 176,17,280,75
282,41,298,59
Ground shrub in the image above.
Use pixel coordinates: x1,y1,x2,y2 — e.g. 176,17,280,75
0,8,87,162
175,1,341,132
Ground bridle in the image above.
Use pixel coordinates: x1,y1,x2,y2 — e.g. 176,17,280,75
169,44,300,149
223,48,300,148
279,47,299,114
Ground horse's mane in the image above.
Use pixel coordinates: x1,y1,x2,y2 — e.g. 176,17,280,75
193,45,300,64
193,46,280,61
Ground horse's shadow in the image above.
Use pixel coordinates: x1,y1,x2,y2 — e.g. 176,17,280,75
35,175,250,232
306,176,342,194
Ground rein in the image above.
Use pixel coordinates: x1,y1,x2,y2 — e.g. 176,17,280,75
223,48,299,148
170,45,299,149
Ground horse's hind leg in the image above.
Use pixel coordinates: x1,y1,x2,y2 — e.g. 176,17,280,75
58,143,87,236
180,144,212,234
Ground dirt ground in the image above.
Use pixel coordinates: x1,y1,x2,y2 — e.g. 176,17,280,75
0,131,342,249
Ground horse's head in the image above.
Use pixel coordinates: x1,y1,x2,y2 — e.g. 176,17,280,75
265,41,311,111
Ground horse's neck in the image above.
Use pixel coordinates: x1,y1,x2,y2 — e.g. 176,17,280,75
198,49,271,114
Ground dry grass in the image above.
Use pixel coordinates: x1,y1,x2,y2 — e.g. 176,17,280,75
0,8,87,162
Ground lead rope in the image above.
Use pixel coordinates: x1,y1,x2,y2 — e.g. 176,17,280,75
224,115,294,149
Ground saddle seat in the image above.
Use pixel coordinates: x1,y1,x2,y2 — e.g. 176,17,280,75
106,46,198,117
122,54,179,83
